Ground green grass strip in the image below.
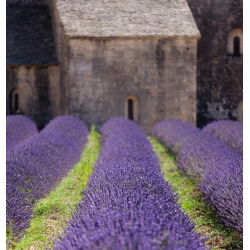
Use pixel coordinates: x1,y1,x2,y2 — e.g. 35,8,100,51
12,126,101,250
149,137,242,250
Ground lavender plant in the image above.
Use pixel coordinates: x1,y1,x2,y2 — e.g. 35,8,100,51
203,120,243,154
7,115,38,151
176,131,235,178
153,119,243,232
55,117,206,250
200,155,243,232
6,116,89,238
152,119,200,154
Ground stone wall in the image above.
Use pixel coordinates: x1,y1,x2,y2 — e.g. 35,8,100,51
65,38,198,133
6,65,60,128
50,0,70,114
6,0,243,130
187,0,243,127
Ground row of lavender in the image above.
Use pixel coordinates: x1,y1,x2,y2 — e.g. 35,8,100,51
55,118,206,249
152,120,243,232
203,120,243,154
7,115,89,238
7,115,38,151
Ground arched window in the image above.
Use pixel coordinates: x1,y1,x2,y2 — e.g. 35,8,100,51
10,88,22,114
125,95,139,121
227,29,243,57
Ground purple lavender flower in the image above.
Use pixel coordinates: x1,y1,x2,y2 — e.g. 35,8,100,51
152,119,200,154
6,116,89,237
55,117,206,250
153,119,243,232
203,120,243,154
200,155,243,232
7,115,38,151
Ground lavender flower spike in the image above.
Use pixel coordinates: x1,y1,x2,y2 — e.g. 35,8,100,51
7,115,38,151
7,115,89,237
153,119,243,232
203,120,243,154
55,117,206,250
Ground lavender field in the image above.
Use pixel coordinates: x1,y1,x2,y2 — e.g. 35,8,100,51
6,115,243,249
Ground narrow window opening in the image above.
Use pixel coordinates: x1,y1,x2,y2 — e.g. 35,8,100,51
14,93,19,112
128,98,134,120
227,29,242,57
10,88,21,114
125,95,138,121
233,36,240,57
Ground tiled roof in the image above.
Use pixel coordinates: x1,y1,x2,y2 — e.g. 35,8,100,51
7,1,57,64
55,0,200,38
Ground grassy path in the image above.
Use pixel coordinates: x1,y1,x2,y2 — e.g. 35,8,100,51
12,126,101,250
149,137,242,250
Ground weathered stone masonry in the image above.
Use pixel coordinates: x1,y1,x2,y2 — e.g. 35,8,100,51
6,0,243,131
7,65,60,128
187,0,243,127
66,38,198,132
6,0,59,128
52,0,200,133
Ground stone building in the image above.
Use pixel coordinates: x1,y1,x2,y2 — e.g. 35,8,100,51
6,0,243,131
186,0,243,126
7,0,60,127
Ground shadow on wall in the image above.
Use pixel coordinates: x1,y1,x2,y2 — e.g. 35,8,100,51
196,100,243,128
237,101,243,122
